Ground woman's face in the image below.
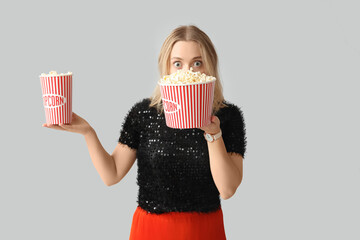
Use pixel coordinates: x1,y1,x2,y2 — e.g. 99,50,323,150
169,41,206,75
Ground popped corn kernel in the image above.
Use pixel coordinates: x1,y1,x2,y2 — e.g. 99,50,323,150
40,71,73,76
158,67,216,85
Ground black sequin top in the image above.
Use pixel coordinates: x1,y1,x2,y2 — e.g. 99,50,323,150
118,97,247,214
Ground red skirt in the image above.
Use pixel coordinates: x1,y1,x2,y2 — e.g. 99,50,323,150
129,205,226,240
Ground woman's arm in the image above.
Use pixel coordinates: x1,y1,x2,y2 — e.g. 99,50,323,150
84,129,137,186
206,137,243,200
83,129,119,186
199,115,243,200
110,143,137,186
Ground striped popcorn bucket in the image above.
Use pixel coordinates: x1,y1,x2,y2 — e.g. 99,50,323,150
39,73,73,125
159,79,216,129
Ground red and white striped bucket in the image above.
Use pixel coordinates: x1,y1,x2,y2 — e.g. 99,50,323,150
159,79,216,129
39,73,73,125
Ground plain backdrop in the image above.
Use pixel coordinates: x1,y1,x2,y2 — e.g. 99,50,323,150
1,0,359,239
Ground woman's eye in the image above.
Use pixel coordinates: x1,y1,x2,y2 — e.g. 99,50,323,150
193,61,202,67
174,62,181,68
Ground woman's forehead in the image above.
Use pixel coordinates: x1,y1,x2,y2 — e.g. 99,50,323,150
170,41,202,58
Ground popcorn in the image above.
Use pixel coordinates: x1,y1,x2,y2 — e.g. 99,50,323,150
40,71,72,76
158,67,216,85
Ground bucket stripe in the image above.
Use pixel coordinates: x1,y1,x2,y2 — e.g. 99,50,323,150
170,86,175,127
171,85,178,128
176,86,183,128
193,84,195,127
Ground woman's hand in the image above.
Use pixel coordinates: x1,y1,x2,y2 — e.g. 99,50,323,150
198,115,221,134
42,112,93,136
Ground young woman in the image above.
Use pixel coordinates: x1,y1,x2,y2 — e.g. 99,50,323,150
42,25,247,240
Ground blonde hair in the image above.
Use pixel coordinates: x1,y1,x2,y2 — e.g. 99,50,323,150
149,24,228,115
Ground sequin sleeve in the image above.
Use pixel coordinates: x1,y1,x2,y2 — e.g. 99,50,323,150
221,104,247,158
118,100,144,150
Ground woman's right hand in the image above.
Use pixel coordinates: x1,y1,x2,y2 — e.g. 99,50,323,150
42,112,93,136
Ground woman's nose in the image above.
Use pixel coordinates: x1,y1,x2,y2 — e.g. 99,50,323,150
183,64,190,71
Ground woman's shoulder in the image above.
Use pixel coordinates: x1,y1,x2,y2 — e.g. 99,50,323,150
129,97,152,111
217,100,244,117
122,98,153,127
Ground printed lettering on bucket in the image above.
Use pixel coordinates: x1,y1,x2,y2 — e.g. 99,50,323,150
162,98,181,114
42,94,67,108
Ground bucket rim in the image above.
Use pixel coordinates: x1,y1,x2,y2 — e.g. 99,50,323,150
158,78,216,86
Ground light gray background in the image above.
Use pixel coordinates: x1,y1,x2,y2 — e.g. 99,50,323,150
1,0,359,239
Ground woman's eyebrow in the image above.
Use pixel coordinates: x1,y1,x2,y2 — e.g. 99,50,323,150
171,56,202,60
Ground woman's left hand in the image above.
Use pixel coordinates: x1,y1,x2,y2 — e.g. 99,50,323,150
198,115,221,134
